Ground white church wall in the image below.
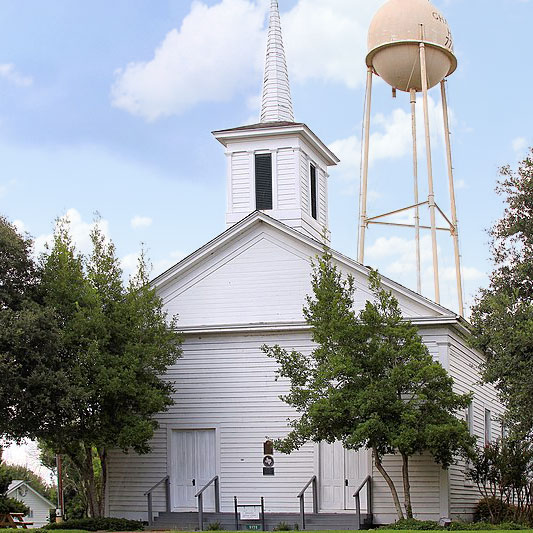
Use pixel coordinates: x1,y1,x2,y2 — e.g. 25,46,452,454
106,330,319,520
157,219,447,332
446,331,504,521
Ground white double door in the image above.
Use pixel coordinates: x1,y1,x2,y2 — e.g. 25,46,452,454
171,429,217,511
319,441,369,512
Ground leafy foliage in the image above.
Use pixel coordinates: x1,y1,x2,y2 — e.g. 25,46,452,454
263,250,474,520
32,219,183,517
0,463,30,515
467,440,533,525
470,149,533,435
43,517,144,531
0,214,182,518
0,216,61,441
380,518,530,530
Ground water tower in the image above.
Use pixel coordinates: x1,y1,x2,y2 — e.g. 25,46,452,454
358,0,464,315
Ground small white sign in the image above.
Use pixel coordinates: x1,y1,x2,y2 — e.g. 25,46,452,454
240,506,260,520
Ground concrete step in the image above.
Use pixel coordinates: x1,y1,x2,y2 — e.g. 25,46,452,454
153,511,373,530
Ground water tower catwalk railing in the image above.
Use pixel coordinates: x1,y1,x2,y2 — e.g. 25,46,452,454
358,6,464,316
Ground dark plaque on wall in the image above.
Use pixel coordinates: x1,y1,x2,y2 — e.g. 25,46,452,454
263,467,275,476
263,440,273,455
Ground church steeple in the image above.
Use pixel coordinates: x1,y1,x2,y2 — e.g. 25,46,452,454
212,0,339,242
260,0,294,123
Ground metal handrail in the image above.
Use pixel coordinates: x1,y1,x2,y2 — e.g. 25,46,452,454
297,475,318,530
195,475,220,531
353,475,372,531
144,475,170,526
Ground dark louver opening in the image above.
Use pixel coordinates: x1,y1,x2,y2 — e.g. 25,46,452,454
255,153,273,210
310,164,318,220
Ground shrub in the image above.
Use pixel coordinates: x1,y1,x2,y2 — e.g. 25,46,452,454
273,521,293,531
449,521,528,530
206,521,224,530
379,519,444,530
474,497,516,524
43,517,144,531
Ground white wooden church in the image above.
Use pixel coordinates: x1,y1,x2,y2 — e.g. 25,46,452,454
106,1,502,528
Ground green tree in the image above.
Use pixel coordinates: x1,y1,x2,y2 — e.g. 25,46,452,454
0,463,54,503
0,216,61,442
263,251,474,520
33,219,183,518
470,149,533,436
0,462,30,516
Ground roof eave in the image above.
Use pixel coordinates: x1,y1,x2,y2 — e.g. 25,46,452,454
212,124,339,166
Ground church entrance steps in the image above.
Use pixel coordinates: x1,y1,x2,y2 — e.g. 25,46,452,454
152,511,373,531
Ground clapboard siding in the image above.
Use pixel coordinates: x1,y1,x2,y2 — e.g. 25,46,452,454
158,222,445,329
318,167,327,227
276,148,297,209
9,487,53,529
372,453,442,524
107,429,168,519
231,152,251,212
299,152,310,213
107,332,318,520
447,334,503,520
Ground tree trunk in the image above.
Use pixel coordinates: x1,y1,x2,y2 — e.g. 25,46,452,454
374,450,404,521
98,447,107,518
401,453,413,519
83,445,101,518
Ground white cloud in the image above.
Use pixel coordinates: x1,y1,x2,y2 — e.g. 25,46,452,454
131,215,153,229
283,0,385,88
34,208,109,257
0,63,33,87
111,0,390,120
512,137,528,155
111,0,267,121
121,250,185,281
329,95,446,180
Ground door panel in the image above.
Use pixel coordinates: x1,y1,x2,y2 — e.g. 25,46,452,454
172,429,216,511
319,442,369,511
319,441,344,511
344,448,368,510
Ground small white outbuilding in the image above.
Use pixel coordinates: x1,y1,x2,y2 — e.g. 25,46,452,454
7,480,55,529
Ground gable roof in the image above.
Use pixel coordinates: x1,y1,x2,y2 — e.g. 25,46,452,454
153,211,460,326
7,480,55,509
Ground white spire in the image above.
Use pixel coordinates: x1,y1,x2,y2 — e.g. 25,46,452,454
260,0,294,123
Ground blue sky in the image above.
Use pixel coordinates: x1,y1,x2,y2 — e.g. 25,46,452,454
1,0,532,319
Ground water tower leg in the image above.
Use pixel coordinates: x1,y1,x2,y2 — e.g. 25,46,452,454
440,80,464,316
358,67,373,264
410,89,422,294
419,42,441,304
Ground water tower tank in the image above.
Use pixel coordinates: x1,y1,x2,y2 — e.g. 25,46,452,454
366,0,457,92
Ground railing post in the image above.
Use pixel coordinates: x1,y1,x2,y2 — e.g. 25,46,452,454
198,493,204,531
215,476,220,513
261,497,265,532
312,476,318,514
355,493,361,531
299,495,305,530
165,476,171,513
147,493,153,526
367,477,372,519
234,496,239,531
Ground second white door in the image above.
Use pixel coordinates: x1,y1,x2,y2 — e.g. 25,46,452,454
172,429,216,511
319,441,368,511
